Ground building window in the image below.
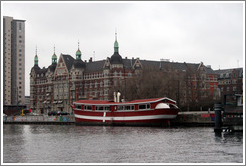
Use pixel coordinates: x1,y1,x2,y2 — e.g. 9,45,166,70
19,23,22,31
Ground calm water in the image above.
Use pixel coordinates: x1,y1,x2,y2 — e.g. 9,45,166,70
3,125,244,164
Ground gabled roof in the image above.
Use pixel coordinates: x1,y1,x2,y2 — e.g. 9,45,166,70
84,60,106,73
214,68,243,78
73,59,86,69
61,54,75,71
122,58,136,69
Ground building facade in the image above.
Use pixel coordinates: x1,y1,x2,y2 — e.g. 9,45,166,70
215,68,243,105
3,16,26,105
30,35,219,114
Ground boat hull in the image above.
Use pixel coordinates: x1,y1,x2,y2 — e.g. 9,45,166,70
74,108,179,126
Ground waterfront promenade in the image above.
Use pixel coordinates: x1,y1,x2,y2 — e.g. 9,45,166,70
3,111,215,126
3,115,75,125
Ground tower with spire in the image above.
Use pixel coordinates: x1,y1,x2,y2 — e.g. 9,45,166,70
73,41,85,69
114,32,119,53
34,46,39,66
110,31,122,64
52,45,57,64
76,40,82,60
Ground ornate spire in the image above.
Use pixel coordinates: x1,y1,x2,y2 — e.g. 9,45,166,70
34,46,38,65
114,31,119,53
52,45,57,64
76,40,81,60
35,45,37,55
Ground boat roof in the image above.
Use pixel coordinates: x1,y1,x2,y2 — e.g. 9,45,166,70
74,97,176,105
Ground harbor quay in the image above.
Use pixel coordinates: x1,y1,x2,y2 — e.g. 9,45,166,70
3,111,215,126
3,115,75,125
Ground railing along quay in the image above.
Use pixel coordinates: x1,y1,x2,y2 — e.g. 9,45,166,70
3,115,75,125
3,111,215,126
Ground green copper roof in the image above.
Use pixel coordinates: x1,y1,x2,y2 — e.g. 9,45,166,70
52,53,57,64
114,40,118,48
114,32,119,53
76,49,81,60
52,53,57,59
114,40,119,53
76,49,81,55
34,55,38,65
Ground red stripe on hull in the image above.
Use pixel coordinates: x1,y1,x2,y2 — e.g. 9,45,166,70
74,108,179,126
74,109,178,117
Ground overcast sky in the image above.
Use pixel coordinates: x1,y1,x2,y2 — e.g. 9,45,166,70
1,1,244,96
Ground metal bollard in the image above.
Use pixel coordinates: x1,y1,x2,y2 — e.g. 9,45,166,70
214,103,222,132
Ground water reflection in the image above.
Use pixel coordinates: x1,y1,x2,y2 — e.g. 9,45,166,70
3,125,243,163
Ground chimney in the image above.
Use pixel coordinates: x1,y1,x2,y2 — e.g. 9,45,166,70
89,57,92,63
117,91,121,102
114,92,117,102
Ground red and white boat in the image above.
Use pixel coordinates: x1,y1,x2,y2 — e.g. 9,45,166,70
72,97,180,126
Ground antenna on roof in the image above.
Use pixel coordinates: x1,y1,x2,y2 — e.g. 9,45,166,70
93,51,95,61
54,44,55,54
78,39,80,49
115,28,117,41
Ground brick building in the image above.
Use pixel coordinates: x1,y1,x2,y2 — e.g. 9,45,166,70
30,35,219,114
215,68,243,105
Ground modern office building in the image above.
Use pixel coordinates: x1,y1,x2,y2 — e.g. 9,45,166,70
3,16,26,105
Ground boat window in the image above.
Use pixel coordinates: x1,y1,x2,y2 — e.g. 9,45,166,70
117,106,124,110
139,104,150,110
85,105,92,110
139,104,146,110
75,104,82,109
125,105,134,110
96,106,104,110
95,106,110,111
